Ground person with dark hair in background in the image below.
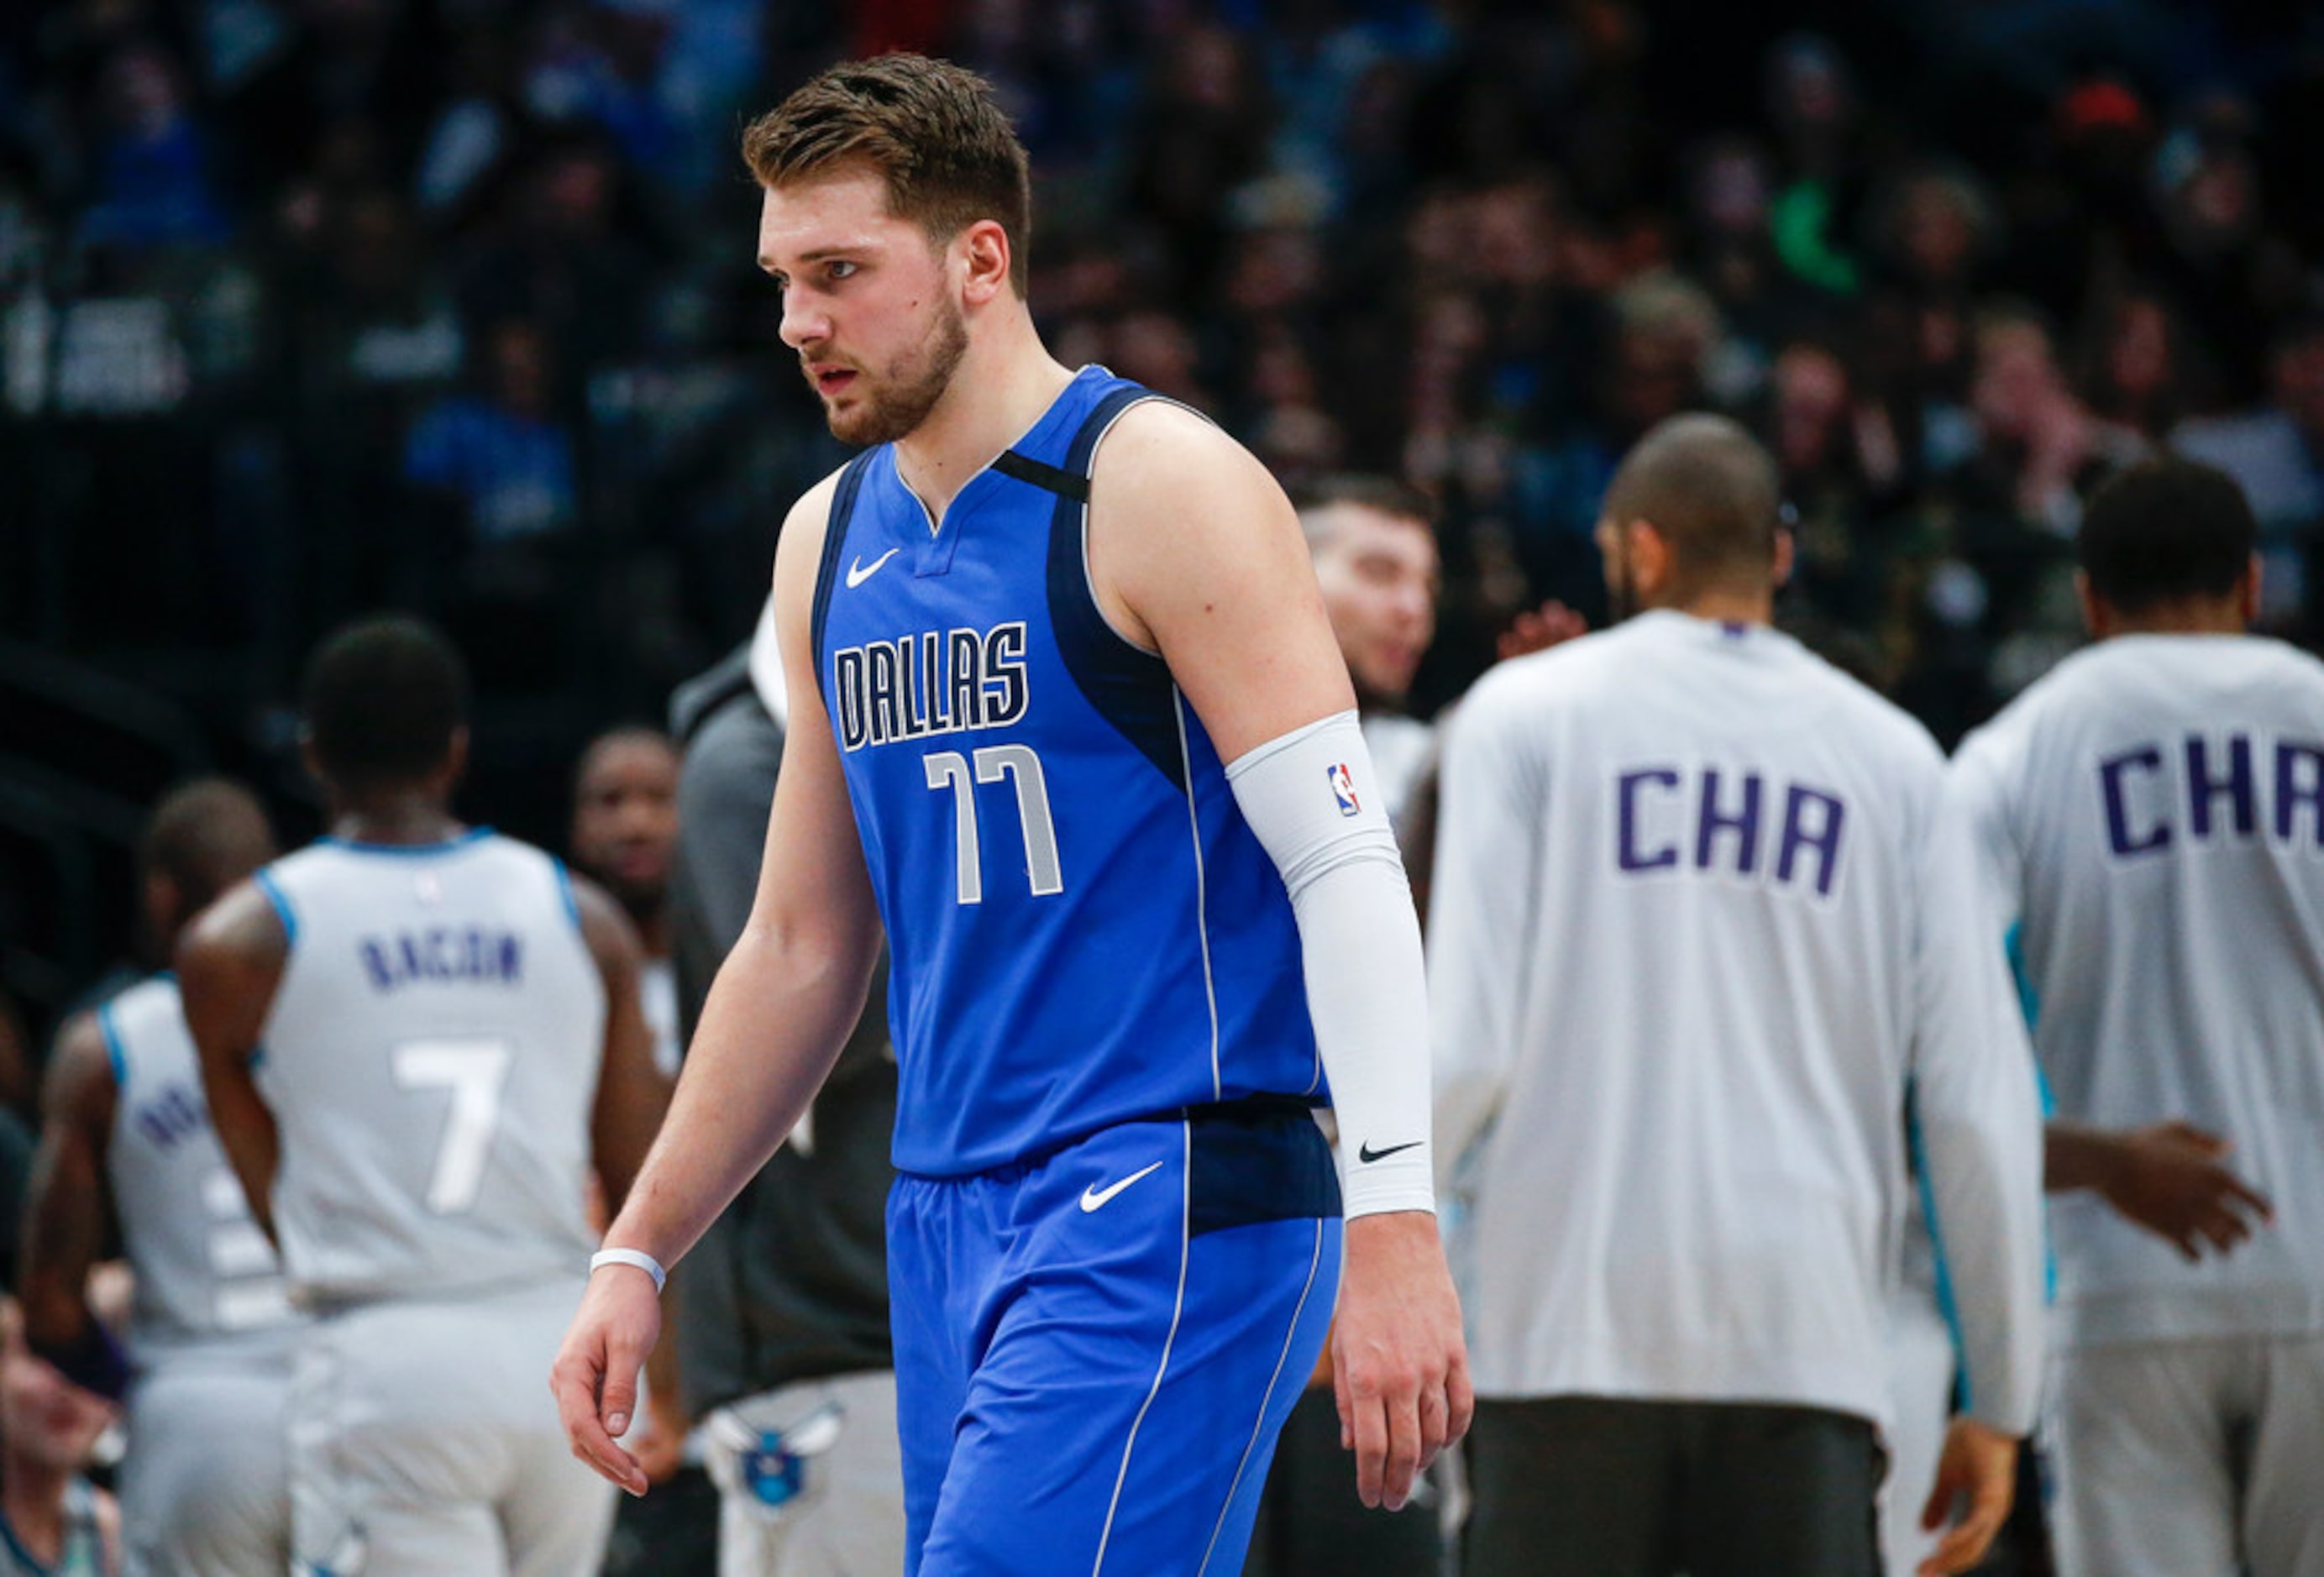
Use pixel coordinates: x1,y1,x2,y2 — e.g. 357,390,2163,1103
571,727,685,1077
657,594,904,1576
554,53,1466,1575
1433,415,2046,1577
19,778,295,1577
176,616,669,1577
1950,458,2323,1577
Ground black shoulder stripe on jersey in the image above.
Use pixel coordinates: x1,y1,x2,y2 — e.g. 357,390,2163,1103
810,451,879,674
992,449,1090,503
1045,385,1186,790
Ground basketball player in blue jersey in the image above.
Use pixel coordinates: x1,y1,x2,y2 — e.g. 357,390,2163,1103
553,53,1469,1576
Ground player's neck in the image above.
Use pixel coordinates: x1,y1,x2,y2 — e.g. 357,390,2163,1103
894,314,1073,522
2098,599,2247,638
1664,586,1774,626
328,796,466,847
0,1464,71,1562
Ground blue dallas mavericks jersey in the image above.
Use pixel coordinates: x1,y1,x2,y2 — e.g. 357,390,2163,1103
813,367,1320,1178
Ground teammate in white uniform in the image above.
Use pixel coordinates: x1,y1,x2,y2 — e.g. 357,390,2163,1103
178,617,670,1577
21,779,298,1577
1431,415,2048,1576
1949,456,2319,1577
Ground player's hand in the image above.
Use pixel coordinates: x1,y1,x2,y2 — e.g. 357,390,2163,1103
1331,1210,1472,1512
549,1265,661,1497
1917,1417,2017,1575
2097,1121,2274,1260
1495,600,1588,662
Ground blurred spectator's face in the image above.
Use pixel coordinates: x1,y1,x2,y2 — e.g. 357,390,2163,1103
490,322,551,417
1898,181,1975,286
2274,333,2324,438
763,170,972,446
0,1317,113,1475
1610,329,1699,433
1225,228,1323,318
102,45,185,139
1309,504,1439,705
1773,344,1849,473
1472,184,1559,291
571,734,679,914
1108,311,1204,406
1971,322,2063,441
2106,299,2173,405
1695,149,1770,242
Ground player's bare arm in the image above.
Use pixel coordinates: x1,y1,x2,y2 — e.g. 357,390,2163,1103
1088,401,1472,1511
18,1013,121,1375
2046,1119,2274,1260
178,881,290,1242
569,872,671,1212
553,470,884,1495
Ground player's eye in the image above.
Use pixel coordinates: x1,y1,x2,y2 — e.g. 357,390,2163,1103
826,260,859,282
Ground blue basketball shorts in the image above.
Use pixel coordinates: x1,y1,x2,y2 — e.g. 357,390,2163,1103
889,1098,1343,1577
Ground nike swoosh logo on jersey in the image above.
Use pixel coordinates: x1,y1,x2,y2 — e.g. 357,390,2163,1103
1357,1140,1424,1165
1079,1160,1165,1213
846,547,900,589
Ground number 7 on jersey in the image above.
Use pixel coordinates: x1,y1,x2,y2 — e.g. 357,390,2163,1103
924,744,1064,904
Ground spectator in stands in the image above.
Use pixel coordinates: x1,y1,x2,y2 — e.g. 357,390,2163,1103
2173,312,2324,634
570,727,683,1076
0,1299,117,1577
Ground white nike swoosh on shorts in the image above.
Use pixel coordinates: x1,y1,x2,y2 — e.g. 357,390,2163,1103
1079,1160,1166,1213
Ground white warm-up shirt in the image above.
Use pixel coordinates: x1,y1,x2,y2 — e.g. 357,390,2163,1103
1950,634,2324,1349
1431,611,2046,1433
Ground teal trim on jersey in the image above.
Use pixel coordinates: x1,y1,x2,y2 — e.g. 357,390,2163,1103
2003,921,2041,1030
317,825,493,857
548,857,585,934
1904,1082,1971,1412
254,867,298,947
95,1001,129,1092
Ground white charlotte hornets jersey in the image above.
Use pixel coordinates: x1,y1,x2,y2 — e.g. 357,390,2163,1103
1431,611,2046,1432
1951,634,2324,1347
251,831,603,1303
100,975,296,1360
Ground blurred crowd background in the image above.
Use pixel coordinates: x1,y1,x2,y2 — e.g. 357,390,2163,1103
3,0,2322,1058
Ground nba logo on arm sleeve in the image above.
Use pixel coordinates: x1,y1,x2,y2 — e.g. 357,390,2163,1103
1329,762,1360,817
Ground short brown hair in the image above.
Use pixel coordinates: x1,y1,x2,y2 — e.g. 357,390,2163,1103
742,54,1032,294
1601,414,1781,596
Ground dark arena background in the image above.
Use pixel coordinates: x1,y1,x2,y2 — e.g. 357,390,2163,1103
2,0,2319,1208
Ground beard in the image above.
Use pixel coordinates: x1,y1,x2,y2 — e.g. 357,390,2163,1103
816,298,971,447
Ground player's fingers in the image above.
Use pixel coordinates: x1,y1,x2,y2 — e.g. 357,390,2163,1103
1350,1388,1390,1509
599,1337,643,1439
1919,1489,2007,1574
1415,1378,1450,1474
1378,1391,1423,1512
1445,1354,1475,1447
549,1347,647,1496
1918,1467,1955,1533
2224,1173,2274,1220
2165,1120,2229,1155
1333,1357,1355,1453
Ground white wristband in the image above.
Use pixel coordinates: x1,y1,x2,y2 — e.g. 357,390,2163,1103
590,1247,668,1294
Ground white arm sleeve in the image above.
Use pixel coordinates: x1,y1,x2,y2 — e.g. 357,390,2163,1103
1227,710,1435,1219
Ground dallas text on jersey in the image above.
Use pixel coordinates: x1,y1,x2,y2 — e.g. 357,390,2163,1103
830,621,1031,753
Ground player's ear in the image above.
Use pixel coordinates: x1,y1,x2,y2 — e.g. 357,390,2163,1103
443,726,472,792
1629,519,1673,600
957,219,1011,306
1771,525,1796,590
2073,570,2110,641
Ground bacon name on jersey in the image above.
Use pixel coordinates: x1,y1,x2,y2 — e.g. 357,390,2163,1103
831,621,1030,753
1614,764,1848,897
357,928,525,992
2098,731,2324,859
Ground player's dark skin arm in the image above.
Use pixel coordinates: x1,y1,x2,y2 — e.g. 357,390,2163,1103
572,874,671,1213
178,882,290,1244
2046,1119,2273,1260
18,1013,120,1355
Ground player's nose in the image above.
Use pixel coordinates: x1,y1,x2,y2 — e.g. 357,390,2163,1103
779,291,829,351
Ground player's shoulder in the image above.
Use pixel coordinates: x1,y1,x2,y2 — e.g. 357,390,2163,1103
1092,395,1272,501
